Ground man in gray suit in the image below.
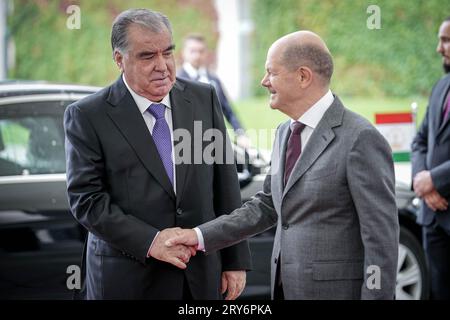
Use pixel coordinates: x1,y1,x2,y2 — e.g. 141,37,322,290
166,31,399,300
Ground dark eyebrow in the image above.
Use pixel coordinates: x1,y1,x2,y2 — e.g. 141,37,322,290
165,44,176,52
136,45,175,58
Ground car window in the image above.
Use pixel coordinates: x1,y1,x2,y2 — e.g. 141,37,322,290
0,101,67,176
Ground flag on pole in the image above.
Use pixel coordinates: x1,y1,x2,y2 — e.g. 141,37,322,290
375,112,415,162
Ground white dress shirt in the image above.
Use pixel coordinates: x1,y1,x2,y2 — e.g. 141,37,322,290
122,75,177,257
290,89,334,151
122,74,177,193
194,90,335,251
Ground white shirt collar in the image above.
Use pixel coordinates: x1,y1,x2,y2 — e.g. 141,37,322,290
291,90,334,129
122,74,171,114
182,62,208,79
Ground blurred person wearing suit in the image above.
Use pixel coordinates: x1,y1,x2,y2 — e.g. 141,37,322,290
64,8,251,300
166,30,399,300
177,34,250,148
411,17,450,300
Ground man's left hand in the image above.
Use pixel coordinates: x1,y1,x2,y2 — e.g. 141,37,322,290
424,189,448,211
413,170,434,197
221,270,246,300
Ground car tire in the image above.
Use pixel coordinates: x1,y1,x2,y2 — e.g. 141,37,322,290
396,226,430,300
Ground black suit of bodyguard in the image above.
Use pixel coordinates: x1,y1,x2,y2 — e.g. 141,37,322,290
64,9,251,299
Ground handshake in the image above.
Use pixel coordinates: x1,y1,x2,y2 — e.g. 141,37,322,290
148,227,246,300
148,227,199,269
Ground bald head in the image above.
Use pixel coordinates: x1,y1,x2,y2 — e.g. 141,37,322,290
271,31,334,85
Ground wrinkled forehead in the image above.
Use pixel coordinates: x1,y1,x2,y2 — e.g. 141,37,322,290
265,42,286,67
127,24,172,48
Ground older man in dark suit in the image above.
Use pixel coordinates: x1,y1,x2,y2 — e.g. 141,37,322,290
64,8,251,300
411,16,450,300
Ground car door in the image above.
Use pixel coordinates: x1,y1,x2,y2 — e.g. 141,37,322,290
0,96,85,299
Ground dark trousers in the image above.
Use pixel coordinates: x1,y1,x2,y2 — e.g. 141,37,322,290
274,283,285,300
274,256,285,300
423,223,450,300
183,275,193,300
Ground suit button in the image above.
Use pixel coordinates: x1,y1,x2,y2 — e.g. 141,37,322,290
274,258,278,264
283,224,289,230
176,208,183,215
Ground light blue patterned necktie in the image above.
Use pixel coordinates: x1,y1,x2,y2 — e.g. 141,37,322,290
147,103,173,185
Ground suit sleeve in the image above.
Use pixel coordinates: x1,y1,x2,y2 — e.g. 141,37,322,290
64,104,158,264
346,128,399,300
199,106,278,254
430,161,450,198
208,85,252,270
200,172,278,254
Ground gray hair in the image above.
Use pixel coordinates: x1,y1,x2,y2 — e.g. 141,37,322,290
111,8,172,54
282,44,334,84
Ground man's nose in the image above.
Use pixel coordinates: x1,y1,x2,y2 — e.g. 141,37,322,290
155,54,168,72
437,41,444,54
261,74,269,87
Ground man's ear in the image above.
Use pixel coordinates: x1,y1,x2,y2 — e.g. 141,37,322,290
297,66,313,88
113,50,124,72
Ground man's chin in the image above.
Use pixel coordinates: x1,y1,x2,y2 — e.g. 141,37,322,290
269,99,278,110
443,62,450,74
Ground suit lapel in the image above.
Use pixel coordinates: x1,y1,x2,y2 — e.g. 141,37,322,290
437,77,450,137
270,122,290,211
170,81,194,206
282,97,344,198
106,77,175,200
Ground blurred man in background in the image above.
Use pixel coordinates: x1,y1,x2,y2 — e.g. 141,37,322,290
411,16,450,300
178,34,250,148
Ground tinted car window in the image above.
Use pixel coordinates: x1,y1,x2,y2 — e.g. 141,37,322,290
0,101,66,176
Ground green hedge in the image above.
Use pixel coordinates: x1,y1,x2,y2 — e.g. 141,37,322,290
9,0,448,98
251,0,447,97
8,0,217,86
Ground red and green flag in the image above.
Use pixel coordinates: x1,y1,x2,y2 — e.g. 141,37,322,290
375,112,414,162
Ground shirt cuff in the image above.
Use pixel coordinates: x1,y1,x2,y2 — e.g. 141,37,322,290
194,227,206,252
147,231,160,258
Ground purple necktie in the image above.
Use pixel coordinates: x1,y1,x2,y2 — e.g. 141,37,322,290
284,121,306,186
443,94,450,123
147,103,173,185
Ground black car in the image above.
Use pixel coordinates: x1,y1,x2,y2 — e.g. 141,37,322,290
0,82,428,299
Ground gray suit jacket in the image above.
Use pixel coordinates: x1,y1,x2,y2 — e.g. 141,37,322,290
199,96,399,300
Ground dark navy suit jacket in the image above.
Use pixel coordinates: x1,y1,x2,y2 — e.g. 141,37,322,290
412,73,450,231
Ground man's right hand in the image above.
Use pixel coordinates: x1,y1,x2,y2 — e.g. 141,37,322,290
165,228,199,248
149,227,196,269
